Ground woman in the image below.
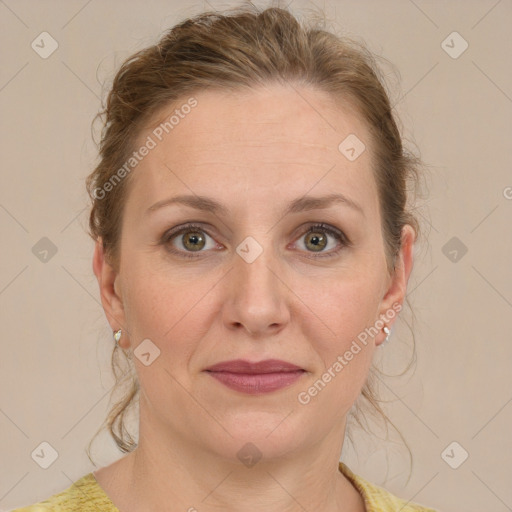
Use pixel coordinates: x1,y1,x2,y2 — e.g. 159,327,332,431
13,4,437,511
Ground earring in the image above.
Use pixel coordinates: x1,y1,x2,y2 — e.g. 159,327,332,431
382,325,391,345
113,329,122,344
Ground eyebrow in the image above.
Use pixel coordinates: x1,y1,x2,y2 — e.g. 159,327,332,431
145,192,364,217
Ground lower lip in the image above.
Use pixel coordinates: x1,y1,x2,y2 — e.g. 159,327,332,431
206,370,305,394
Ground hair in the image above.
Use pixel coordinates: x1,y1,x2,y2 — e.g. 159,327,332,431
85,2,427,482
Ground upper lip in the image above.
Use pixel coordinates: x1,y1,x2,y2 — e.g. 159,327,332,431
204,359,304,374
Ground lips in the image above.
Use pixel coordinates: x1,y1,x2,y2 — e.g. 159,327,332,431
204,359,304,374
204,359,306,394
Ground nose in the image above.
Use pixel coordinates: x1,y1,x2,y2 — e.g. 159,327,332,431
222,239,290,338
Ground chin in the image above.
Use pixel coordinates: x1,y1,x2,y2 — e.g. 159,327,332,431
200,411,309,461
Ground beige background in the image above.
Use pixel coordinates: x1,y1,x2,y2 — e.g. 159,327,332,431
1,1,511,511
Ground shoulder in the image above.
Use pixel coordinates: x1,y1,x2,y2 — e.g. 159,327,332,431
339,462,439,512
9,473,119,512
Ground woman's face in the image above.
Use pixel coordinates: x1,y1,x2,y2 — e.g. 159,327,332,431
94,83,414,462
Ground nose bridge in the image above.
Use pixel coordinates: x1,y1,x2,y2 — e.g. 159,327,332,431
224,231,288,333
234,232,278,292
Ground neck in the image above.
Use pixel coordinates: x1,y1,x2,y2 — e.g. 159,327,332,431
110,413,365,512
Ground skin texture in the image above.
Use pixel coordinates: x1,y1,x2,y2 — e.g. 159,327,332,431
92,83,415,512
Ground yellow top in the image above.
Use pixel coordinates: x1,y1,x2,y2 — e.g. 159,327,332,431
11,462,438,511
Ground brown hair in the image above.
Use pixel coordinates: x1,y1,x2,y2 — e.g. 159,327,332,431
85,3,426,478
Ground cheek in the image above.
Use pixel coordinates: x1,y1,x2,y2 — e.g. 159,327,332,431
120,258,213,366
296,272,382,405
303,268,383,348
119,257,177,347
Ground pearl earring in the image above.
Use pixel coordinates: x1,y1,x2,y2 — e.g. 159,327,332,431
382,325,391,345
113,329,122,344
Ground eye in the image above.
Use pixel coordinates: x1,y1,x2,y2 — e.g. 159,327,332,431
162,223,219,259
294,223,350,258
161,222,350,259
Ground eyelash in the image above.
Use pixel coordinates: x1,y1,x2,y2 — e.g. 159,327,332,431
161,222,351,260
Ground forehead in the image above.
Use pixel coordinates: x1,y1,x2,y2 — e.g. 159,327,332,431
128,83,378,219
143,83,370,157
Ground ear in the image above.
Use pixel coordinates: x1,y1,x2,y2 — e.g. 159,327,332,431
376,224,415,345
92,239,128,348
